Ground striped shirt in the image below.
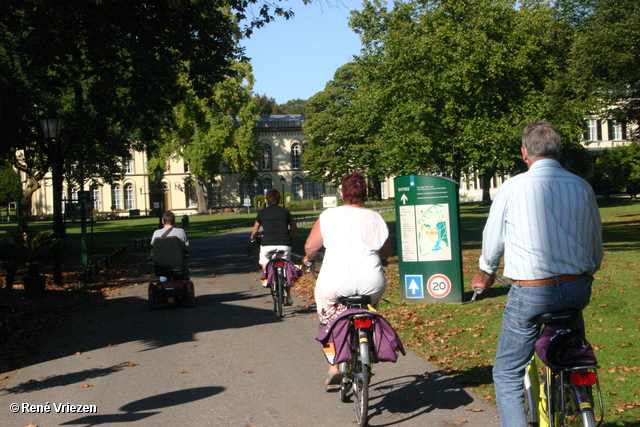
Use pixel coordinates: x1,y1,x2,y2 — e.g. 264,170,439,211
479,159,603,280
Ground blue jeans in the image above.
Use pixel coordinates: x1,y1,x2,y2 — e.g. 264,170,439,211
493,276,592,427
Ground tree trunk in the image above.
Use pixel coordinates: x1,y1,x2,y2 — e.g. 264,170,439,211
195,181,207,214
50,162,64,286
480,170,494,206
18,175,40,233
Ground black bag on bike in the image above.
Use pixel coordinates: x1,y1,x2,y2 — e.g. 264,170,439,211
535,326,598,369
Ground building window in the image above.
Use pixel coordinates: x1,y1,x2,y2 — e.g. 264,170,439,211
124,158,133,174
303,178,313,199
262,177,273,192
71,187,79,201
208,183,220,207
124,184,134,210
261,143,271,170
92,187,101,211
112,185,122,210
239,180,249,202
291,143,302,169
586,119,601,141
609,120,625,141
184,161,190,173
381,182,387,200
186,183,196,208
252,179,262,198
293,177,303,201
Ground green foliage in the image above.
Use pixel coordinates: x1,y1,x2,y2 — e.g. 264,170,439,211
253,94,285,115
595,142,640,198
279,98,307,114
566,0,640,136
349,0,587,185
303,62,388,191
0,161,21,204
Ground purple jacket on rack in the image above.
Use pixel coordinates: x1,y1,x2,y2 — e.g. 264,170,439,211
316,308,406,365
260,258,302,288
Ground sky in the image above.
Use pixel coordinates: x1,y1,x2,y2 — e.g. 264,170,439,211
241,0,365,105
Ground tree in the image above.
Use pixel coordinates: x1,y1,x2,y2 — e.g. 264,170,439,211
254,94,285,115
0,0,302,235
280,98,307,114
302,62,388,198
565,0,640,139
349,0,589,203
595,142,640,198
157,61,260,213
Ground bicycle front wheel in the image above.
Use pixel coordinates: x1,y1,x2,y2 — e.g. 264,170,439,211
554,376,597,427
353,347,370,426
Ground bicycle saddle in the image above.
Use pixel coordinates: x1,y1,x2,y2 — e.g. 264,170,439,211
340,295,372,305
532,308,581,326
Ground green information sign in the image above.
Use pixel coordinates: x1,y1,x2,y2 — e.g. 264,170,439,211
394,175,464,303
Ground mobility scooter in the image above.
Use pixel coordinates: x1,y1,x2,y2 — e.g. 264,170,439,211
148,236,195,310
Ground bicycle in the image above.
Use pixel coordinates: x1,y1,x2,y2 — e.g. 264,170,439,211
331,294,377,427
265,249,290,318
473,278,604,427
291,251,323,278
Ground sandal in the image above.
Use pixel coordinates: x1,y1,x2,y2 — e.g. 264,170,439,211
325,372,343,387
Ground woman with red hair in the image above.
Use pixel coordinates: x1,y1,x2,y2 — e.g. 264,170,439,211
303,173,392,387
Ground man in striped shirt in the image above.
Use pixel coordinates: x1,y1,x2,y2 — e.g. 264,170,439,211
472,120,603,427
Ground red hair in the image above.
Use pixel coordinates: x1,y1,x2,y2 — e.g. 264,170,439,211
341,173,367,205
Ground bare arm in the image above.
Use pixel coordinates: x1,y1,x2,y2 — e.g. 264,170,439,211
379,237,392,261
289,217,298,240
250,221,261,240
303,219,323,264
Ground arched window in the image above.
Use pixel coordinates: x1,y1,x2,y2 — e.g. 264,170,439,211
261,143,271,170
291,143,302,169
262,177,273,192
292,177,303,201
124,184,134,210
112,185,122,210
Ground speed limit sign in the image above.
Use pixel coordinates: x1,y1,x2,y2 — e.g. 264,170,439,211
426,274,452,298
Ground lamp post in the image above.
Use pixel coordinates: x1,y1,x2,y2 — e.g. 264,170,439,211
154,166,164,229
41,116,64,285
279,176,286,208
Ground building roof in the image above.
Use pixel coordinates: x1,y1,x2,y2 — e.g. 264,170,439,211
255,115,307,129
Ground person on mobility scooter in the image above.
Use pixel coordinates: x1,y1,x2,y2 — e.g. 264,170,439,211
148,212,195,310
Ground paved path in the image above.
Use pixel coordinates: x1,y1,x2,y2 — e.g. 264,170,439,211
1,229,498,427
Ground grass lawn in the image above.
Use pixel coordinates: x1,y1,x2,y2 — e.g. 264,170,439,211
1,200,638,425
366,198,639,427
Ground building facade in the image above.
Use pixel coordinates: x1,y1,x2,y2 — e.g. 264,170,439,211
25,115,635,217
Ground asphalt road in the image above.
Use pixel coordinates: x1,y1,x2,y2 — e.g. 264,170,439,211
0,229,499,427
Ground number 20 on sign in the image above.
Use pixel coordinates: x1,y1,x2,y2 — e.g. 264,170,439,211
427,274,452,298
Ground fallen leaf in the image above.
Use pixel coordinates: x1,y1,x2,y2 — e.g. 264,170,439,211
81,384,93,388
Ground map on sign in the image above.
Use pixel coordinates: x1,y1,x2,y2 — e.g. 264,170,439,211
416,204,451,261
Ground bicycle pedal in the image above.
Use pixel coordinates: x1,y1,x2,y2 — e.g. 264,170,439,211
325,384,341,392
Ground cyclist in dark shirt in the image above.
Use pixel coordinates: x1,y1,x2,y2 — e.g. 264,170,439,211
251,189,298,304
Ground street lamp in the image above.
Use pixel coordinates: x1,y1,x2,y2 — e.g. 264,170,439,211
154,166,164,228
41,116,64,286
279,176,286,208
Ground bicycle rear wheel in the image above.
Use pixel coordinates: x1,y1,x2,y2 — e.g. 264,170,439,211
353,345,370,426
274,269,284,318
553,374,597,427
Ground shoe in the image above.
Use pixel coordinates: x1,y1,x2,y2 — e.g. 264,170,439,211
325,372,343,392
261,279,268,288
285,297,293,306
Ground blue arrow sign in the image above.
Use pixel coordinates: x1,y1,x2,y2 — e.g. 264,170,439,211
405,275,424,299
